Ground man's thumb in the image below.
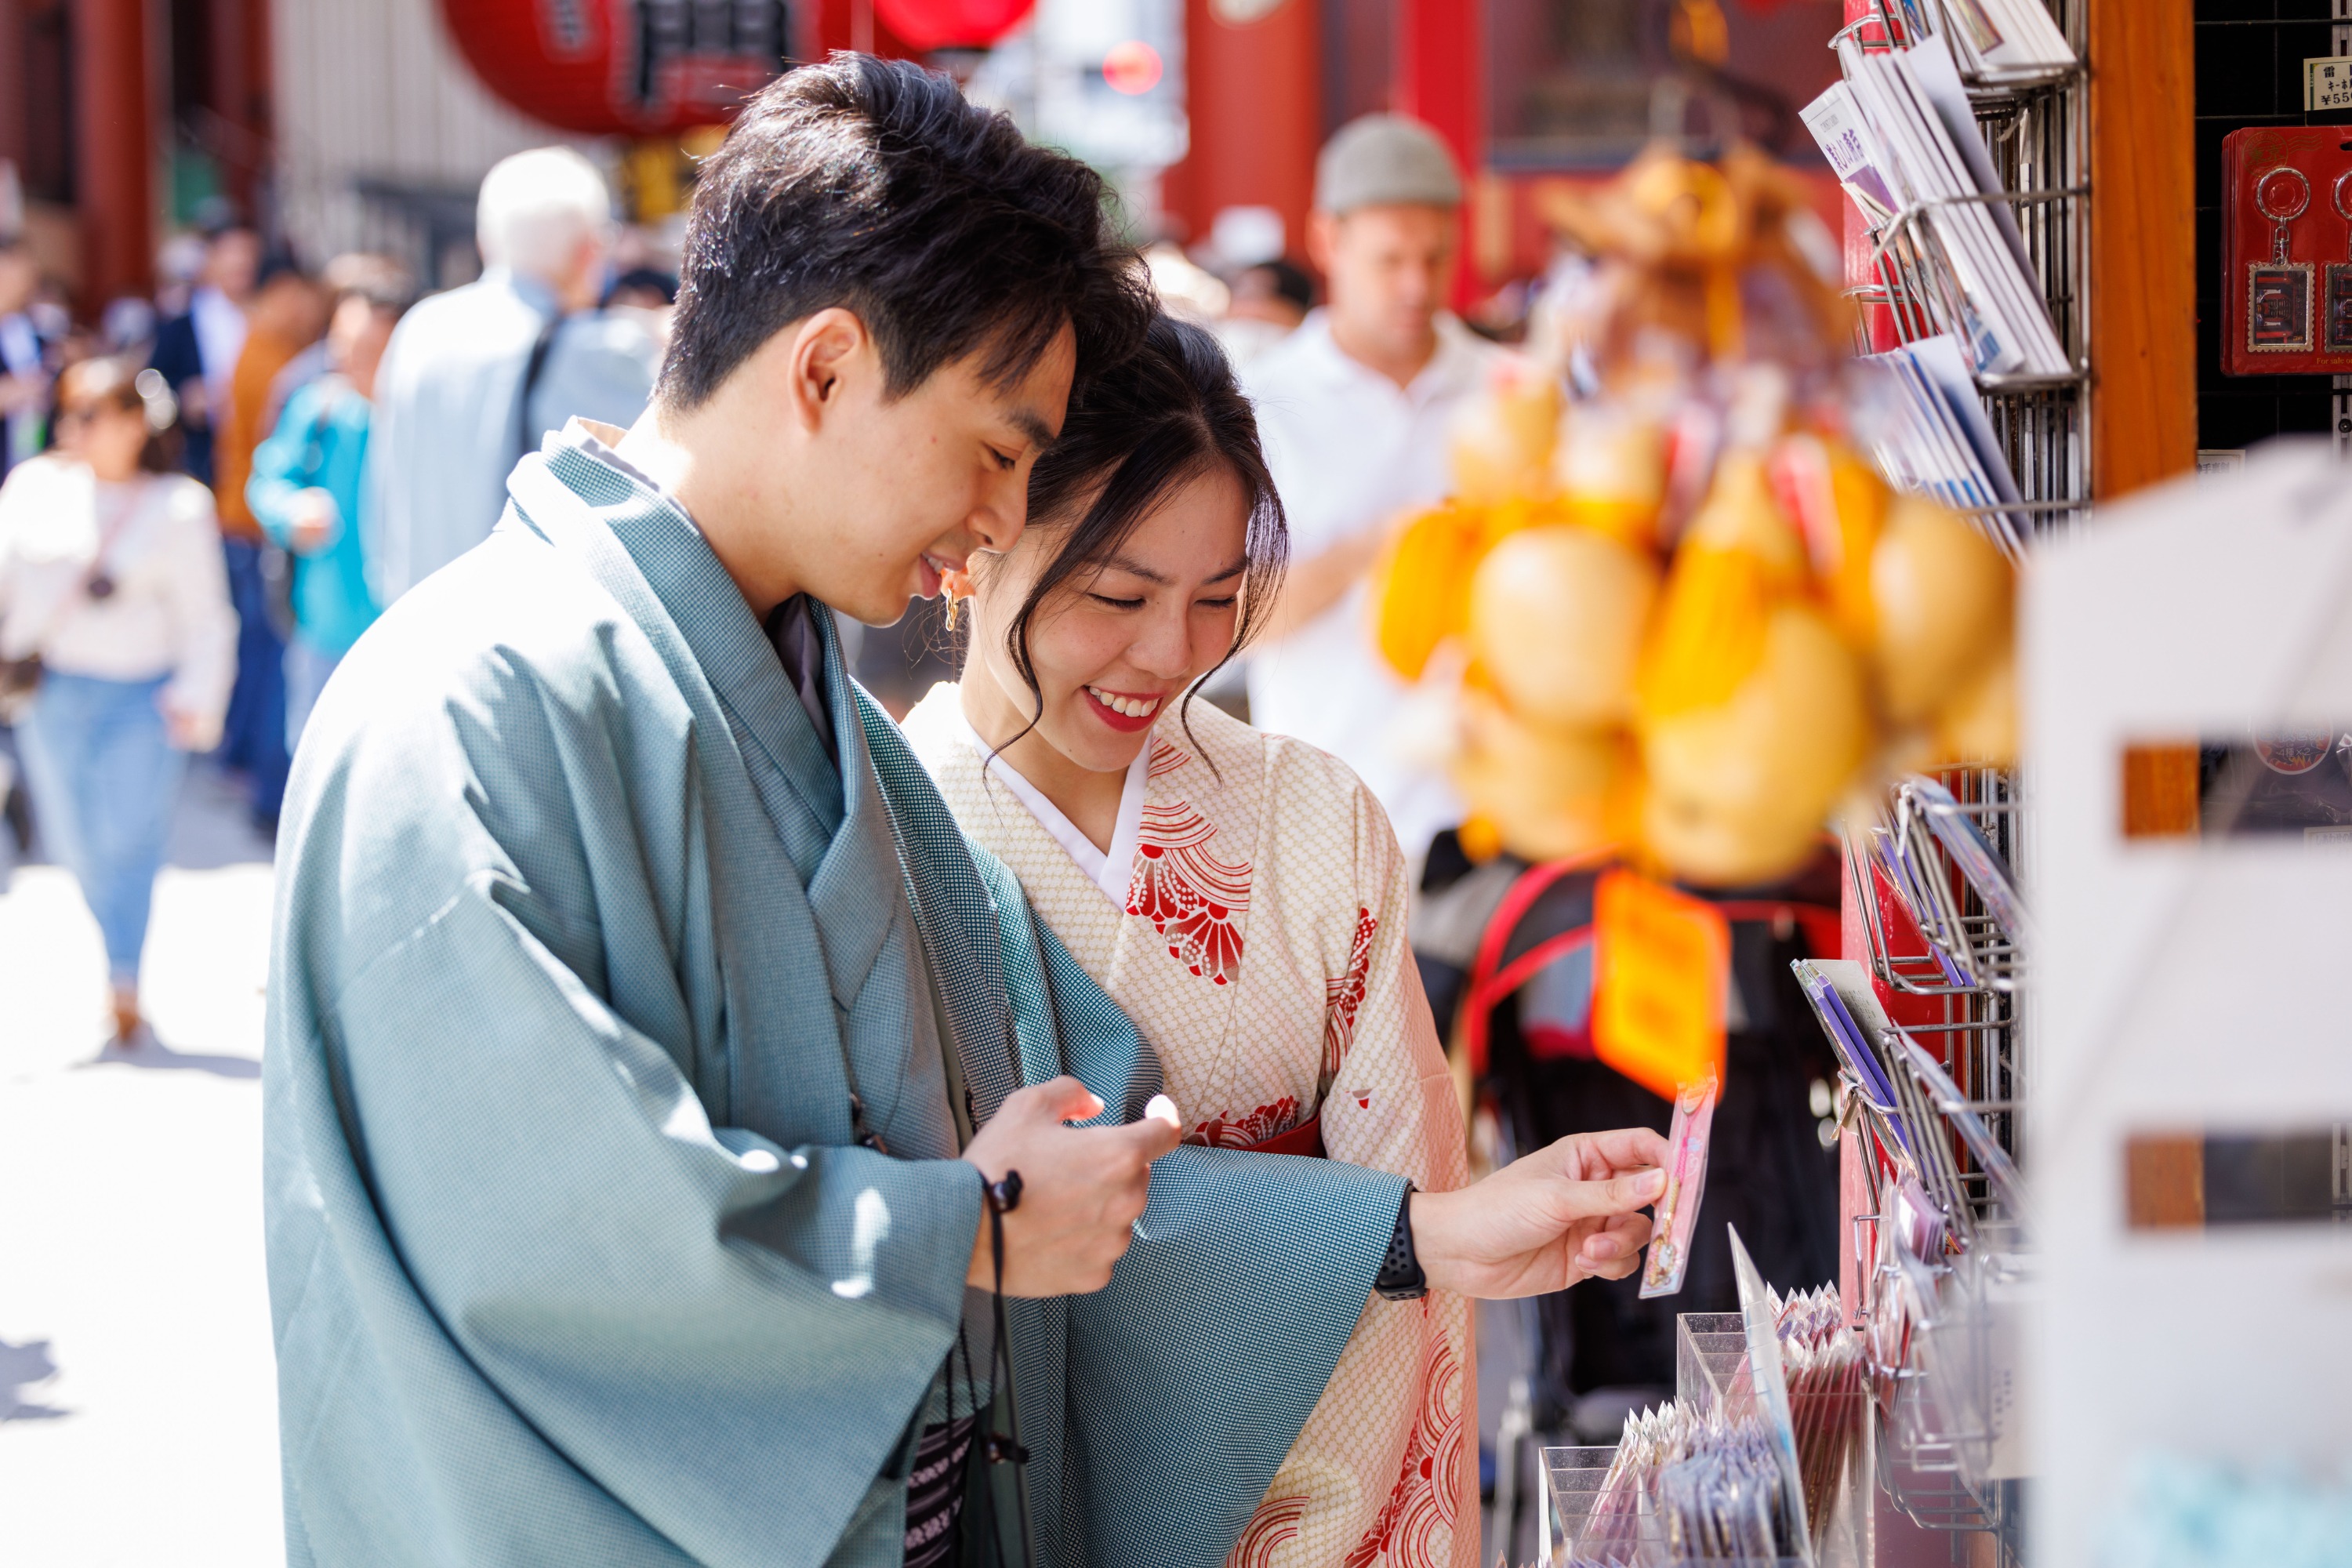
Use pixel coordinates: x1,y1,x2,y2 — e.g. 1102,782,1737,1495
1116,1094,1185,1160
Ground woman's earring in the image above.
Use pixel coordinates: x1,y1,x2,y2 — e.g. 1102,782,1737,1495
942,567,973,632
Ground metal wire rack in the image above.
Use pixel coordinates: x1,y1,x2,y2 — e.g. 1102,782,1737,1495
1836,0,2091,541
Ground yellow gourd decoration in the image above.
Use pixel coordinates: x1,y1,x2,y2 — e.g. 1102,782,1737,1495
1366,143,2023,887
1366,503,1486,683
1471,527,1659,728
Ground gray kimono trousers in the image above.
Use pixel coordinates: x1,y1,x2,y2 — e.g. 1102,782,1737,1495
262,432,1408,1568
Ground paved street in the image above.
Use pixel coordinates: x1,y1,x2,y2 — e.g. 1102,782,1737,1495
0,764,284,1566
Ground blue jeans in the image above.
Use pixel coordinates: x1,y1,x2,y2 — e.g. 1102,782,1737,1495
219,538,289,824
17,672,184,983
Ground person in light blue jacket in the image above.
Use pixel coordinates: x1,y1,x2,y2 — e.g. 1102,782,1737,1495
247,262,409,750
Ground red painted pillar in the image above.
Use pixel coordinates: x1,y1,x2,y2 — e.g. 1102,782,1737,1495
209,0,274,215
1395,0,1479,306
72,0,154,309
1167,0,1319,257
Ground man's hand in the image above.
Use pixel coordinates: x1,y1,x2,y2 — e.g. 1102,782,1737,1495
288,488,341,554
962,1077,1183,1298
1409,1127,1669,1299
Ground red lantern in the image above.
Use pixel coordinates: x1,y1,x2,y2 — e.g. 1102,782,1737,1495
437,0,794,136
871,0,1035,52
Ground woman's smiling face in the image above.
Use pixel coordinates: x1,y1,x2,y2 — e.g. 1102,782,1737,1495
967,463,1250,776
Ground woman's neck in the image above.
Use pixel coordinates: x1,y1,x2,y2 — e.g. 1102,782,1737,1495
959,662,1130,854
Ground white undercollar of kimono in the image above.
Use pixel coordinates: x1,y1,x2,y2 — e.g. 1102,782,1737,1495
948,701,1147,905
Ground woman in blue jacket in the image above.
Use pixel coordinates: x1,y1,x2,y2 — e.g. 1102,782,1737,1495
247,264,408,750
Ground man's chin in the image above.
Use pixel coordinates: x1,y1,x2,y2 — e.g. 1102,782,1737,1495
833,586,926,630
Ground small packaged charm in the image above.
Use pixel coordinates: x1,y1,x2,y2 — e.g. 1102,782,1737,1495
1639,1072,1720,1298
2246,164,2314,355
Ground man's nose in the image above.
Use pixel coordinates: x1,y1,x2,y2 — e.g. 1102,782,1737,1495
970,482,1027,555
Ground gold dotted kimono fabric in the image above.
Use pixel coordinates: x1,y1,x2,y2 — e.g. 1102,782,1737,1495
904,686,1479,1568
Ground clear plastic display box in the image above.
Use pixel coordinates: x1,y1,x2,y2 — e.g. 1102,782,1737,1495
1537,1313,1869,1567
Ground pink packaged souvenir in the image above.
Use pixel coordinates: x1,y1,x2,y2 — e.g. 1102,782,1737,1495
1639,1073,1721,1298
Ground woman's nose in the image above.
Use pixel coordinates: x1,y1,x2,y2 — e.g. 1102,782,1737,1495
1131,603,1194,677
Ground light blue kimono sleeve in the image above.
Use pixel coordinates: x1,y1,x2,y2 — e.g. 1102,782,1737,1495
266,581,984,1568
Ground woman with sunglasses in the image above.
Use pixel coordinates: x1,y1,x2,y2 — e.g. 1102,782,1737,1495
0,356,236,1044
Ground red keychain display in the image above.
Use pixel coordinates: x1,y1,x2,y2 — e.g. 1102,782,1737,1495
2223,127,2352,376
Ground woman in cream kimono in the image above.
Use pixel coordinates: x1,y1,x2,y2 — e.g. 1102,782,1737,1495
903,315,1478,1568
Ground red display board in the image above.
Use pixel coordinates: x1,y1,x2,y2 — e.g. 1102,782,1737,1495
2221,125,2352,377
439,0,795,135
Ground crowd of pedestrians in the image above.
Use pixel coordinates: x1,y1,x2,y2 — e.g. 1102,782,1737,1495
0,148,670,1044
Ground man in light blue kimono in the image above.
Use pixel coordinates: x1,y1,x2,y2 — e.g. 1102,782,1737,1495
264,56,1668,1568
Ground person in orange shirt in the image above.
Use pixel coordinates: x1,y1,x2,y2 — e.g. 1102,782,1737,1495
213,256,327,831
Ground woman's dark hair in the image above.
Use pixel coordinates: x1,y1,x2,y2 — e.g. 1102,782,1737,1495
662,54,1153,409
58,355,180,474
982,313,1288,755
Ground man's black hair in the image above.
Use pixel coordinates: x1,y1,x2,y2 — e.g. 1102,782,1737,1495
661,54,1152,409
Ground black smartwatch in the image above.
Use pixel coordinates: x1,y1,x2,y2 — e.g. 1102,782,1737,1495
1374,1183,1427,1301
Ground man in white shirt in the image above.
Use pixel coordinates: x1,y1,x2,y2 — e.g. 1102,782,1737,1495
1244,114,1501,866
364,147,662,605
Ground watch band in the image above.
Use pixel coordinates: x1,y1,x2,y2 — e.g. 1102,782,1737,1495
1374,1183,1427,1301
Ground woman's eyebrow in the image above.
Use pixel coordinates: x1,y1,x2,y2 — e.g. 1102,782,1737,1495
1097,554,1250,586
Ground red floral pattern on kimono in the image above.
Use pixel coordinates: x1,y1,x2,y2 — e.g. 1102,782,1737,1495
1344,1317,1468,1568
1127,798,1252,986
1189,1096,1302,1149
1321,906,1378,1091
1229,1494,1309,1568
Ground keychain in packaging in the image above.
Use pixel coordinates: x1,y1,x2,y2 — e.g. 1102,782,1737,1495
1640,1072,1721,1298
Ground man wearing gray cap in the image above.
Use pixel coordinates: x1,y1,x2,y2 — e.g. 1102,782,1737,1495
1243,114,1503,869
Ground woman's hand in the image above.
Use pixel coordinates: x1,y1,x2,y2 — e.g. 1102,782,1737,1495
961,1077,1183,1298
1407,1127,1669,1299
157,691,212,752
288,488,341,555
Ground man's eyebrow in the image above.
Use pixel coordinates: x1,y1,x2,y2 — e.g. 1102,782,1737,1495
1007,407,1058,450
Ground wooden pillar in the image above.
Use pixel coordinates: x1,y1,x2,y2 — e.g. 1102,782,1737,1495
207,0,273,215
1167,0,1319,255
71,0,153,307
1394,0,1479,306
2089,0,2197,499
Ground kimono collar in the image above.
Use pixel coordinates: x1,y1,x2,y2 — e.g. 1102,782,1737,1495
512,424,902,1008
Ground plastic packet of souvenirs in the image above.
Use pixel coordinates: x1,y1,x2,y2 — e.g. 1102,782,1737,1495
1639,1073,1722,1298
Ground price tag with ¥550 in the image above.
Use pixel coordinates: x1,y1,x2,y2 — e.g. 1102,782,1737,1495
2307,56,2352,114
1592,869,1730,1102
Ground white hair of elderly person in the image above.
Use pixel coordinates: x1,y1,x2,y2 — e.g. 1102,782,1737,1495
363,146,663,606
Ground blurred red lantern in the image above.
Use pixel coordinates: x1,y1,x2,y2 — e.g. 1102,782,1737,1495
1102,40,1163,96
438,0,793,135
872,0,1036,52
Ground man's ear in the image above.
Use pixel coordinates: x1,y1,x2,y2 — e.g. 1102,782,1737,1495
1305,210,1341,278
785,307,874,434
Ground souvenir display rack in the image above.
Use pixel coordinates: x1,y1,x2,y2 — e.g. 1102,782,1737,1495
1833,2,2081,1563
1844,0,2092,533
